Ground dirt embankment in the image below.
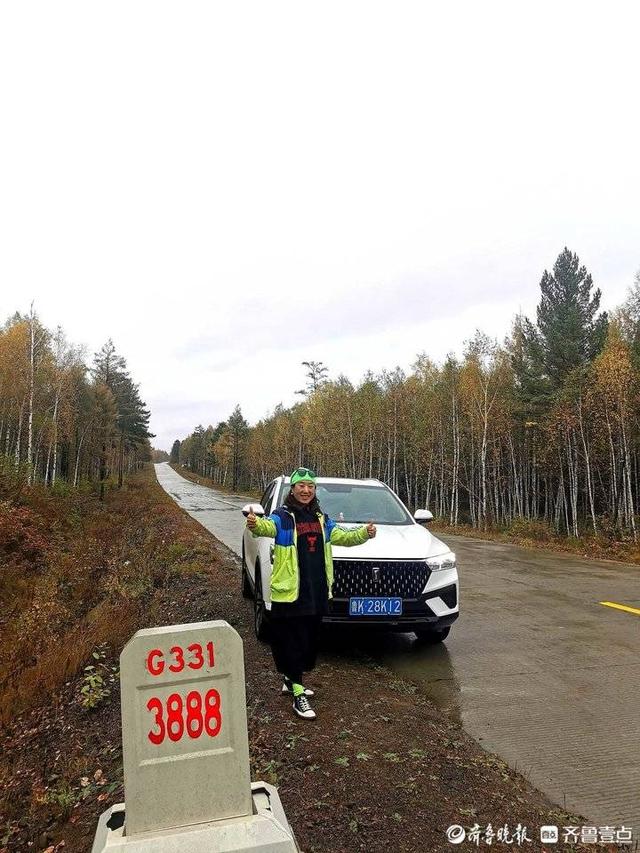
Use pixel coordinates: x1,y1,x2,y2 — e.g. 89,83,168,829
1,467,609,852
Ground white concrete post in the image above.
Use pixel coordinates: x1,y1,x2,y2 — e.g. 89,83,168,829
120,620,252,836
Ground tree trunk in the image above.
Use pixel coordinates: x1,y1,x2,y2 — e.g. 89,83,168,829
27,307,35,485
621,417,637,542
577,396,597,535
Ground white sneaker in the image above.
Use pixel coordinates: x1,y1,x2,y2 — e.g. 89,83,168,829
282,677,314,697
293,693,316,720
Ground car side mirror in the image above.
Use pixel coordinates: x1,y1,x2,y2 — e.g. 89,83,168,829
242,503,266,517
414,509,433,524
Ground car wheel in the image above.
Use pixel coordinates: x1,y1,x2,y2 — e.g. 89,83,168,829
254,562,270,642
414,625,450,644
241,545,253,599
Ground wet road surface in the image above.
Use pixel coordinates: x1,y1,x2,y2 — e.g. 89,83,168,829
155,463,640,831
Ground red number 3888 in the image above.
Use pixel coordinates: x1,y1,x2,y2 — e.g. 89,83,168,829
147,689,221,745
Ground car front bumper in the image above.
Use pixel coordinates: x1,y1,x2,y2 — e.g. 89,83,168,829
323,589,459,631
322,610,459,631
325,559,459,630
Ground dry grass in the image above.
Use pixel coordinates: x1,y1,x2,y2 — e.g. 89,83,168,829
0,466,216,727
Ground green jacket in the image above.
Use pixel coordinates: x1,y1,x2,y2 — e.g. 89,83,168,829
251,507,370,603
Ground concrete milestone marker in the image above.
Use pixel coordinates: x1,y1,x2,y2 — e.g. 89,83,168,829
92,620,299,852
121,620,252,835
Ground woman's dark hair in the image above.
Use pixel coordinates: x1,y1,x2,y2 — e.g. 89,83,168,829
284,488,321,515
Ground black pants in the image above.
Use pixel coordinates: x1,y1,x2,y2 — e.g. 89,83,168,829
269,613,323,685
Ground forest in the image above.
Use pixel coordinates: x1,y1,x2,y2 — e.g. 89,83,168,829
0,310,152,500
175,249,640,544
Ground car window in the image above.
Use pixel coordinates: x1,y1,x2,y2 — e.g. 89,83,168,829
276,480,289,507
278,481,411,525
260,482,276,513
318,484,411,524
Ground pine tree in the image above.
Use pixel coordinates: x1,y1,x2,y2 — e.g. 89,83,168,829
92,339,127,389
227,405,249,490
170,439,181,464
617,268,640,366
536,248,608,390
507,314,550,421
92,340,152,490
296,361,328,396
114,376,152,486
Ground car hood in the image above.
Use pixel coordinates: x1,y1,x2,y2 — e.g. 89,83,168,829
331,524,450,561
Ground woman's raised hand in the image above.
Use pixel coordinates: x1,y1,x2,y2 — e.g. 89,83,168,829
366,520,377,538
247,508,257,530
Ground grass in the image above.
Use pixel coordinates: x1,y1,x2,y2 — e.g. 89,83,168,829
0,466,216,726
78,646,119,710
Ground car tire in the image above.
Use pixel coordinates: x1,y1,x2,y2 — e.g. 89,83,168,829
241,545,253,599
254,562,270,642
414,625,450,644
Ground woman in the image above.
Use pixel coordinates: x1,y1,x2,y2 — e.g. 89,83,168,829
246,467,376,719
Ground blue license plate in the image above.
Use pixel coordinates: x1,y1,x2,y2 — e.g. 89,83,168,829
349,597,403,616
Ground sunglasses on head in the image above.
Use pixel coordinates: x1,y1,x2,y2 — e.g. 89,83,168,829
292,467,316,479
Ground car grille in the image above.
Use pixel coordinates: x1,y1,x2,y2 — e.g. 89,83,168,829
331,559,430,598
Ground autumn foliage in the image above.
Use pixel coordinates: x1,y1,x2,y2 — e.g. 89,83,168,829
178,251,640,548
0,311,152,495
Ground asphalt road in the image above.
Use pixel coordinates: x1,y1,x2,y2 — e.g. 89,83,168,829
154,463,640,834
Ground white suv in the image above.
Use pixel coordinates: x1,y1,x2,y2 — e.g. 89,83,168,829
241,476,459,644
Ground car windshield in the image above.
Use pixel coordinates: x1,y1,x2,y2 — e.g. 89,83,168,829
277,481,413,525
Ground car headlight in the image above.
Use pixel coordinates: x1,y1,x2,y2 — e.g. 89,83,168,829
426,552,456,571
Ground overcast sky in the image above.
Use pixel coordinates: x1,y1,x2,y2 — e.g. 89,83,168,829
1,2,638,450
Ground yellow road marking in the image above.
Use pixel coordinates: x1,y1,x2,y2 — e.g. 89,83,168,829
600,601,640,617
